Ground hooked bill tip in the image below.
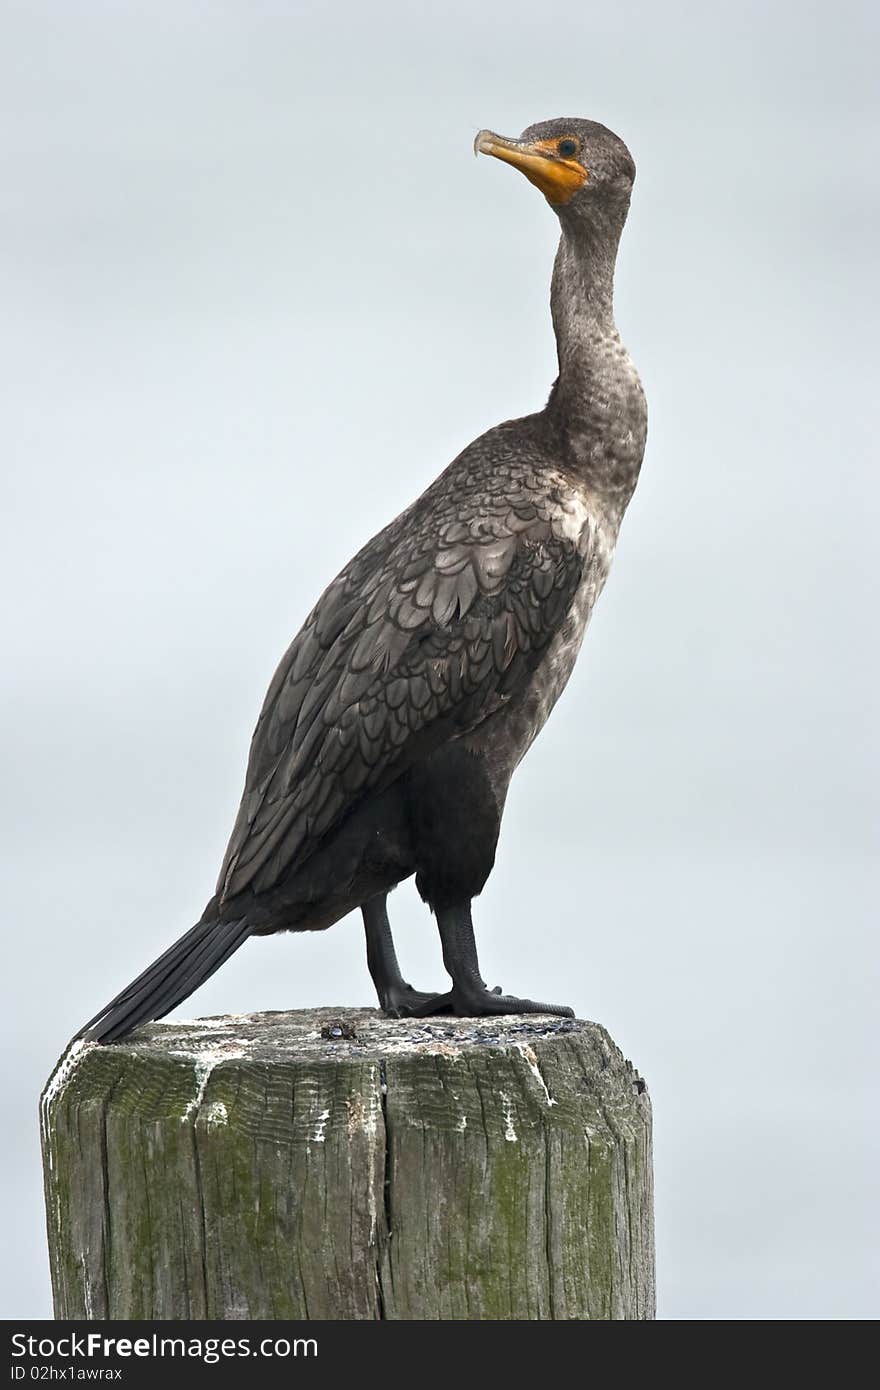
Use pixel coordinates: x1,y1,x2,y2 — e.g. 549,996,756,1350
473,129,493,158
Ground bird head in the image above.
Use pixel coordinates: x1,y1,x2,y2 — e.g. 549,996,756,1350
474,117,635,221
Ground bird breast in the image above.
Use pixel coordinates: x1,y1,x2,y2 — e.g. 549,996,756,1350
521,504,617,747
465,498,618,797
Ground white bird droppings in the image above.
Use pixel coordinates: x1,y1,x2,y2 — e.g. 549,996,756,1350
516,1043,556,1106
500,1092,517,1142
41,1039,92,1170
169,1039,250,1123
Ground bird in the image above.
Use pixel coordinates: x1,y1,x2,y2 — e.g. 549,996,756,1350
79,117,648,1044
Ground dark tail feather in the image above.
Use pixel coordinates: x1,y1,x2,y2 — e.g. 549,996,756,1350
77,917,252,1045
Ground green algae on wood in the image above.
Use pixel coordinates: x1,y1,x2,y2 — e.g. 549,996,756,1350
41,1008,654,1320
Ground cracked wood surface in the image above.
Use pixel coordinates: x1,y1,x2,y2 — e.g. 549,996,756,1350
41,1008,654,1320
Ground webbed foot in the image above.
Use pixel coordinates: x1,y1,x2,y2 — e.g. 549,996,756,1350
380,983,454,1018
380,982,503,1018
449,983,574,1019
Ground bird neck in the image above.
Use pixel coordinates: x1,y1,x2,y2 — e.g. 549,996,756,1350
548,206,627,399
544,203,643,512
550,211,621,342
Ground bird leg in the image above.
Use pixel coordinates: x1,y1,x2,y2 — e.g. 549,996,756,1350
434,901,574,1018
362,894,454,1017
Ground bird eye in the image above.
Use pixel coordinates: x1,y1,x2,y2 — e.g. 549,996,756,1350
557,138,578,158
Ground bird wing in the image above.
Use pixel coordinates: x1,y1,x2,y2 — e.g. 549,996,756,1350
217,469,590,902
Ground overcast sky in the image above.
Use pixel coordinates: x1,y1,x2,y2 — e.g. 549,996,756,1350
2,0,877,1319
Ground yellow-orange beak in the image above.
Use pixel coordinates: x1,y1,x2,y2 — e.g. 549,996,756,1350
474,129,588,206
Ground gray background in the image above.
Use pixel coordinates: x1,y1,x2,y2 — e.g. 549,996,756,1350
2,0,877,1320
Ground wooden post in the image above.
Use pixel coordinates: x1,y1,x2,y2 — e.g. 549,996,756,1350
41,1008,654,1320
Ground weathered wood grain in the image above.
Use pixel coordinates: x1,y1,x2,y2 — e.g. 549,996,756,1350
41,1008,654,1319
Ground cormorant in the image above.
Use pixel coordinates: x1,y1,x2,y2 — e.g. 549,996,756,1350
80,118,647,1044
